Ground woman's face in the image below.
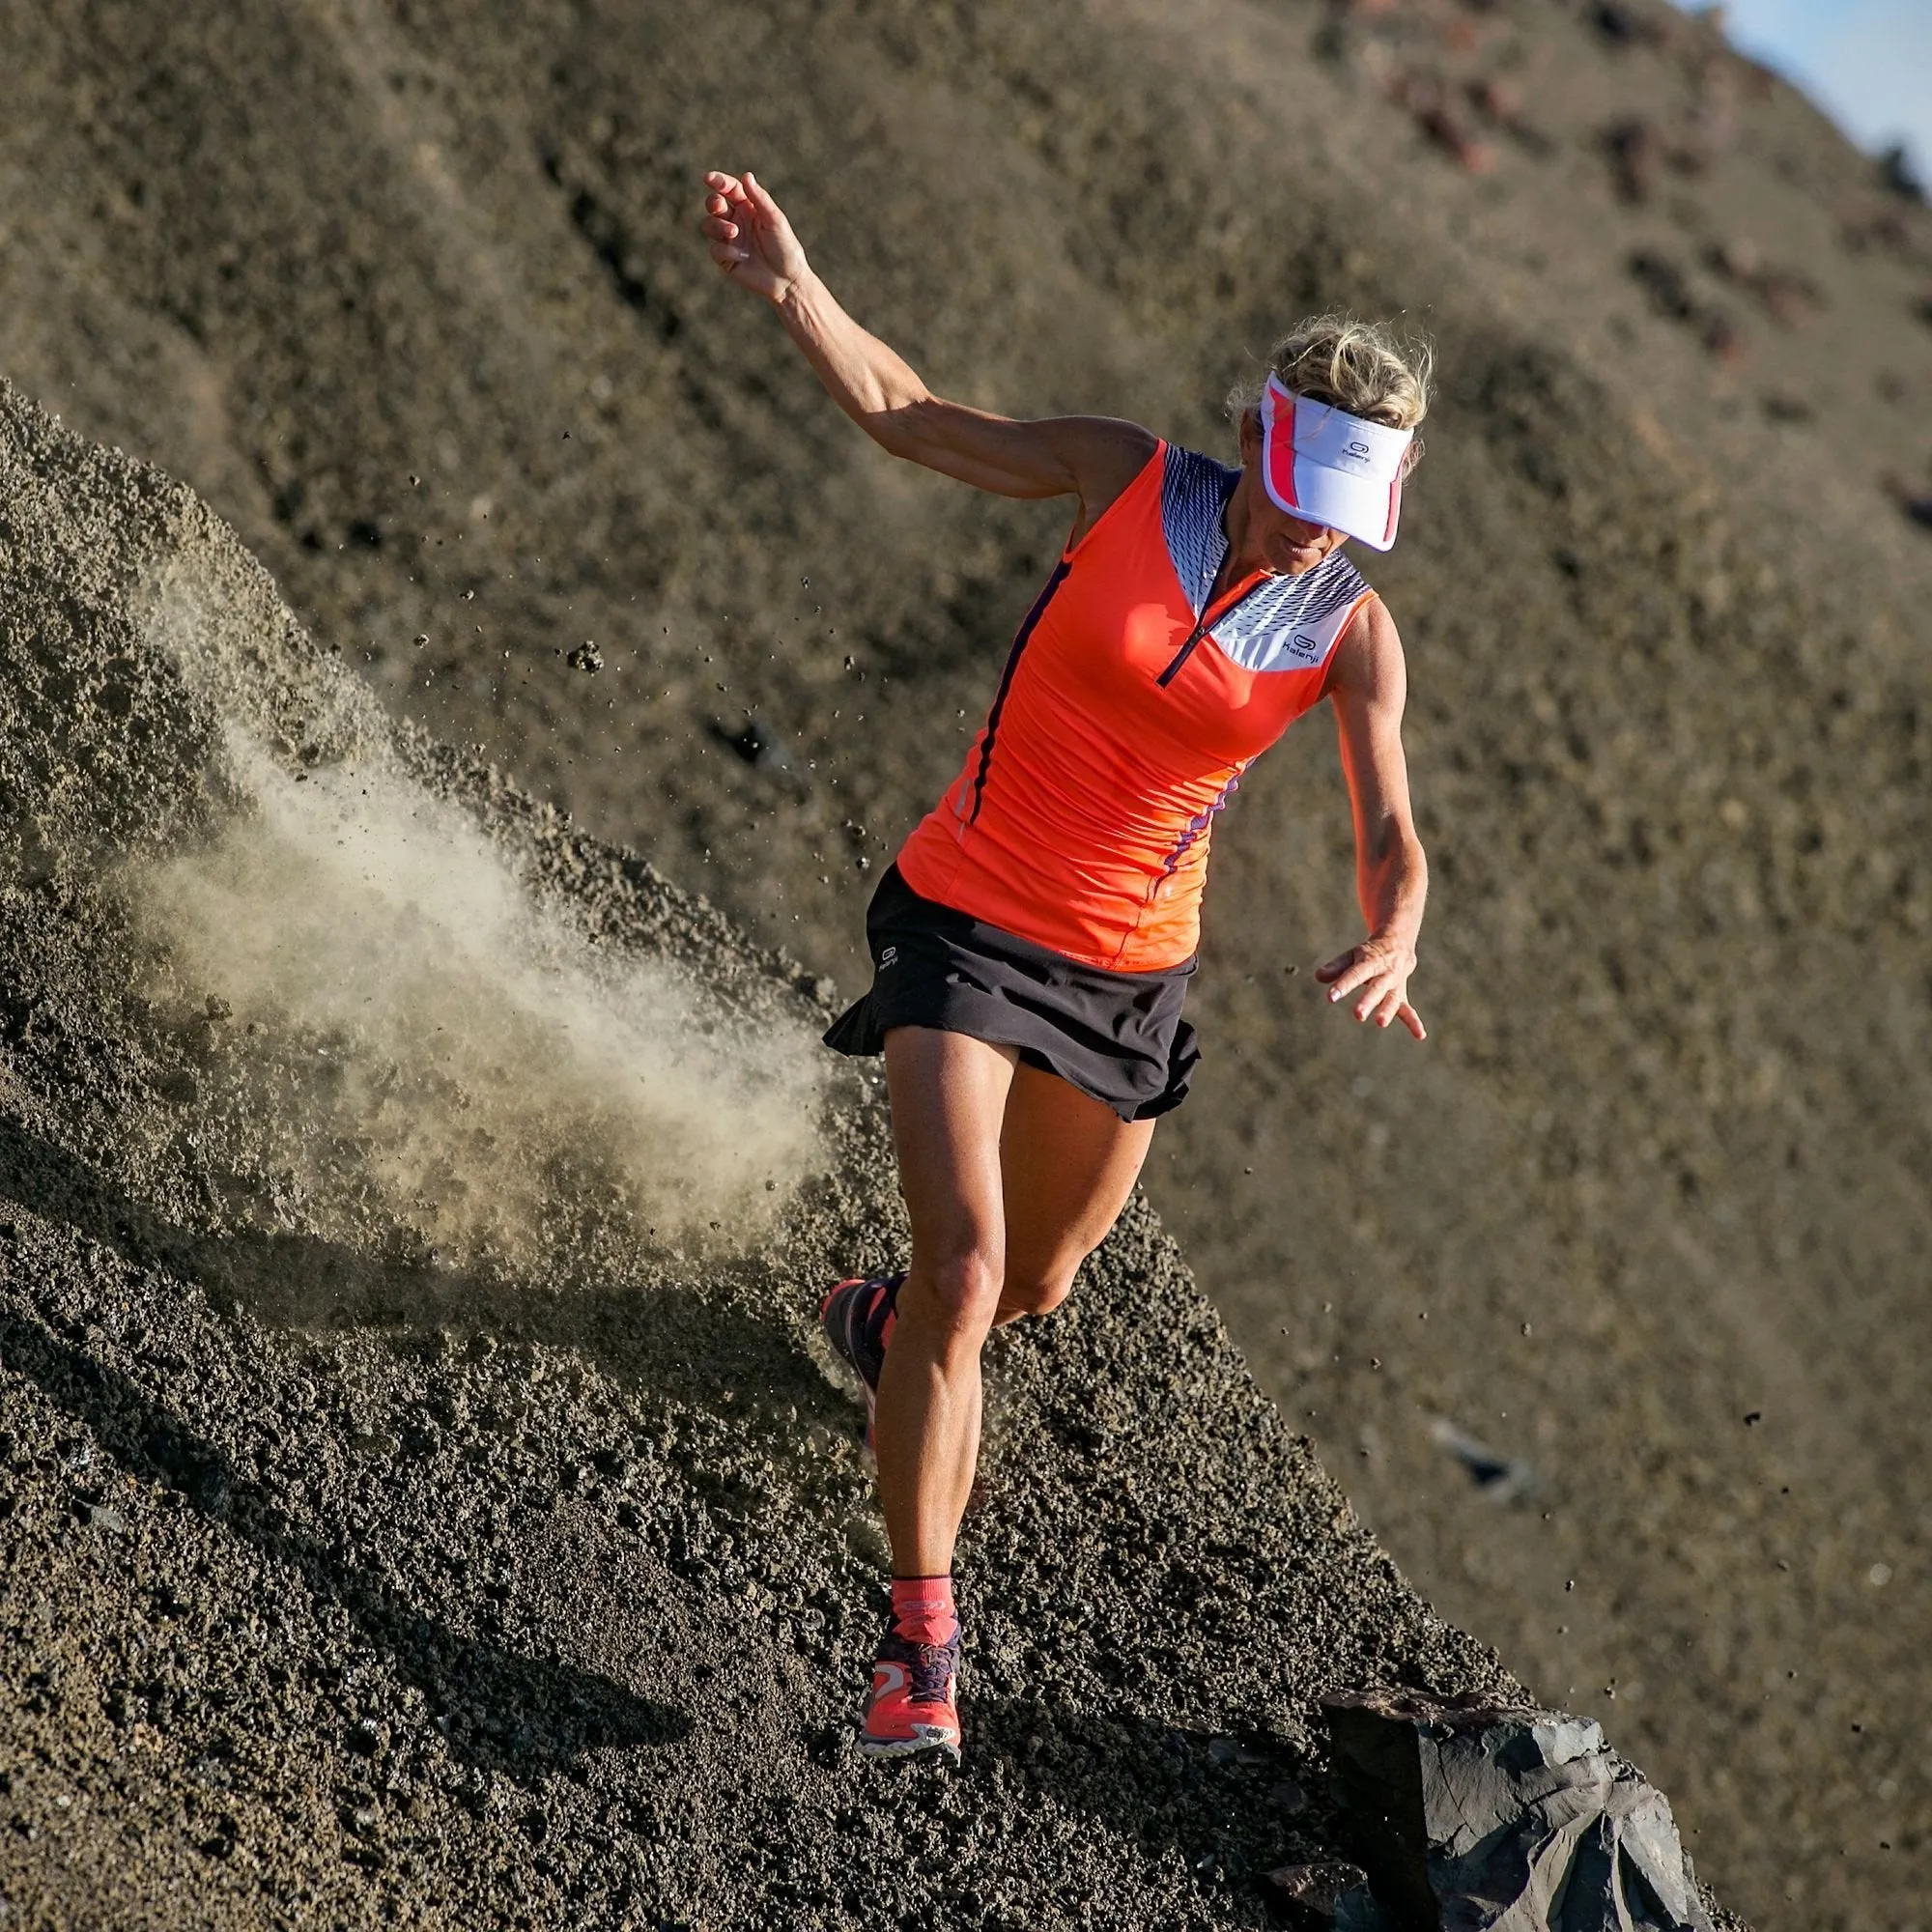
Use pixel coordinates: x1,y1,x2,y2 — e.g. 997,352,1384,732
1235,409,1350,577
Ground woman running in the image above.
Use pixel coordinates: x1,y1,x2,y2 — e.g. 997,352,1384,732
701,169,1431,1764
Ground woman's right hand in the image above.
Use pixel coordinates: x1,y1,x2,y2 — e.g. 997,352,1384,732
700,170,810,305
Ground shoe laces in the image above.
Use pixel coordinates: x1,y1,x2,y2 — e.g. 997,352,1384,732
878,1626,958,1706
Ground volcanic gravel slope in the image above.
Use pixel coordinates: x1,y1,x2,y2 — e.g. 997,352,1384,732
2,386,1735,1929
3,1,1931,1925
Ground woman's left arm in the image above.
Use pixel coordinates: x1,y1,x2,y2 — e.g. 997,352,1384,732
1315,597,1429,1040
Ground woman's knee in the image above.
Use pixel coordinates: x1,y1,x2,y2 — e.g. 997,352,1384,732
904,1241,1006,1344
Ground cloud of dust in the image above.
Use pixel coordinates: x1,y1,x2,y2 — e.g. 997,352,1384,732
122,565,828,1265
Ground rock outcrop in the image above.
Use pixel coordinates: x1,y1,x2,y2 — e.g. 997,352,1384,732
1283,1690,1713,1931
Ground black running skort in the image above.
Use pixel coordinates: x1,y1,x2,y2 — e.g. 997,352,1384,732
822,865,1199,1122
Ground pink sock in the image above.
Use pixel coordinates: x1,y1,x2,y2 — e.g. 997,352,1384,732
891,1575,958,1646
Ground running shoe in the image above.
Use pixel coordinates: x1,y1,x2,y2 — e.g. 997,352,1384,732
818,1272,903,1446
857,1621,962,1764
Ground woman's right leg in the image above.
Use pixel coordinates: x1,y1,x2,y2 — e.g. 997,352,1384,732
872,1025,1019,1580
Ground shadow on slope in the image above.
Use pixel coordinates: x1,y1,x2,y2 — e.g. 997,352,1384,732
0,1291,688,1785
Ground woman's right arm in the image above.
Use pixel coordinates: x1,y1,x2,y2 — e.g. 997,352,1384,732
701,170,1153,530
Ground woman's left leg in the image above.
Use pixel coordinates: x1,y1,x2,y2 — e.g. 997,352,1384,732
995,1061,1157,1324
844,1048,1156,1761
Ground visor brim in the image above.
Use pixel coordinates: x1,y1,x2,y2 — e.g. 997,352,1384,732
1259,456,1404,552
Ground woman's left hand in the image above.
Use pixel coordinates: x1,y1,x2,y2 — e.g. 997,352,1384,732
1315,936,1426,1040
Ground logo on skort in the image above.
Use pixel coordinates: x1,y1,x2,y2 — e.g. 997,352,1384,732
879,945,899,969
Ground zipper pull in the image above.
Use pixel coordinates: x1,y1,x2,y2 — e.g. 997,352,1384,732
1156,579,1264,688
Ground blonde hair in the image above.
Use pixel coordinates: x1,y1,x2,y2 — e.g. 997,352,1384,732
1229,312,1433,469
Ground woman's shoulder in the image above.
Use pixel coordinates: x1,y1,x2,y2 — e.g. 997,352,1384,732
1323,581,1406,698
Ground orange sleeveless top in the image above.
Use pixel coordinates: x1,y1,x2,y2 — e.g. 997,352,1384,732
895,441,1377,971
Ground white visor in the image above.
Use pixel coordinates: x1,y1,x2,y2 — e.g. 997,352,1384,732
1259,374,1413,552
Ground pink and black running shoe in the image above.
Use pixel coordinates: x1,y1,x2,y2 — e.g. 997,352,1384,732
858,1620,962,1764
818,1272,904,1447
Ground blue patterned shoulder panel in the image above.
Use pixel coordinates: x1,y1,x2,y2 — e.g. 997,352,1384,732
1158,443,1372,674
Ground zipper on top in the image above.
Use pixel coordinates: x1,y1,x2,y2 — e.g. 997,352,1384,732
1154,573,1270,688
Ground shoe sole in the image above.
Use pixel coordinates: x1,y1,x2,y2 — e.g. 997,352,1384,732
856,1728,961,1766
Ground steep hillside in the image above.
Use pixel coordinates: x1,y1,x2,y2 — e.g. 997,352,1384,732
0,384,1586,1930
3,1,1929,1924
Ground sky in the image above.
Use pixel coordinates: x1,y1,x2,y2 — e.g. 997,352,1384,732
1679,0,1932,183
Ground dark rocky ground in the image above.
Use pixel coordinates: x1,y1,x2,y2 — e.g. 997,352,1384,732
3,0,1930,1925
0,384,1592,1930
